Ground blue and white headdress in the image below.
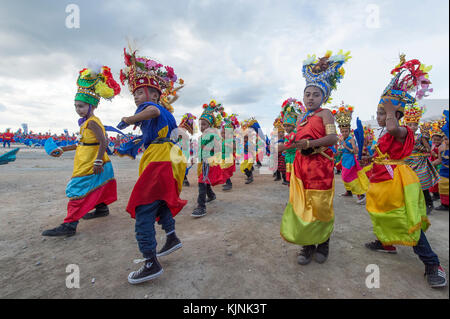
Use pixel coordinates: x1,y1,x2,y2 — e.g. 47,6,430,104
302,50,351,104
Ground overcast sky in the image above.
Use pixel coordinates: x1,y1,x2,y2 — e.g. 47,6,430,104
0,0,448,135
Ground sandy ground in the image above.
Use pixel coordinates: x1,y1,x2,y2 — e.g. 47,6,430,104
0,145,448,299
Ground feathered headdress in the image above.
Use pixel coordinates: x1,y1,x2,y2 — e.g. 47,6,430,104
200,99,225,128
120,46,184,112
280,98,305,126
75,64,121,106
179,113,197,135
332,102,354,128
379,54,432,112
302,50,351,104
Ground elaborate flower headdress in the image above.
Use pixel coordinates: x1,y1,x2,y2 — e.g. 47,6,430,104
363,126,375,144
379,54,432,113
332,102,354,128
403,104,425,124
75,63,121,106
273,116,284,131
179,113,197,135
200,99,225,128
120,47,184,112
429,117,446,137
222,114,240,130
280,98,305,126
302,50,351,104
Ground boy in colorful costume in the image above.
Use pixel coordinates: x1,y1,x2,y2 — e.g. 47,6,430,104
178,113,197,187
281,99,305,184
365,55,446,288
404,105,440,214
333,103,369,203
220,114,239,191
2,129,14,148
191,100,225,218
240,119,256,184
42,64,120,237
435,111,449,211
272,116,287,184
280,50,348,265
429,119,445,200
119,48,187,284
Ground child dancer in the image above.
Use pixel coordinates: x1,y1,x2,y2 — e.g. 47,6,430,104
42,65,120,236
281,50,349,265
240,120,255,184
404,105,440,214
119,49,187,284
365,55,446,288
273,116,287,184
333,103,369,203
429,120,445,200
280,99,304,185
178,113,197,187
435,111,449,211
221,114,239,191
191,100,224,218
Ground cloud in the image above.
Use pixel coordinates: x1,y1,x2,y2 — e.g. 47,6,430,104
0,103,6,112
0,0,448,134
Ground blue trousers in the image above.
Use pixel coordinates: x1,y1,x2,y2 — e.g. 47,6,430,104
135,200,176,259
413,230,440,265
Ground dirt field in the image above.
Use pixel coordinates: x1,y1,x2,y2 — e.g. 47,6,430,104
0,146,448,299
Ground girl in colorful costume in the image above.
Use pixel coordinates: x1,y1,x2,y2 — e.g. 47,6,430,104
220,114,239,191
404,105,440,214
280,50,349,265
333,103,369,203
365,55,446,288
42,65,120,237
178,113,197,187
119,48,187,284
191,100,225,218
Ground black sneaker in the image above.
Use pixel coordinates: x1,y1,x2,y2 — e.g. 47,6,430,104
222,184,232,191
435,205,449,211
274,176,281,181
282,180,289,186
425,264,448,288
297,245,316,265
206,194,216,203
128,257,163,284
42,223,76,237
365,240,397,254
157,233,182,257
183,179,190,187
426,204,434,215
245,176,254,184
192,207,207,218
315,239,329,264
82,205,109,220
341,191,353,197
